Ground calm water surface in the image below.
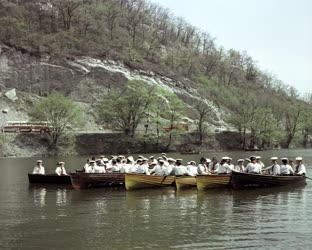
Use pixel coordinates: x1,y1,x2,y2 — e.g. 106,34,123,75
1,149,312,249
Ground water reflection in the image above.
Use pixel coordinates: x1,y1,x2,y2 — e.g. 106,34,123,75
32,187,47,207
56,189,67,206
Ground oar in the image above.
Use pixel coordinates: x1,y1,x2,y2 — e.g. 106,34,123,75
160,175,167,185
305,176,312,180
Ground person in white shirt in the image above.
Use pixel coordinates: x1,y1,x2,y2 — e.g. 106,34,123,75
120,157,134,173
294,157,306,176
150,159,165,176
197,158,210,175
227,158,235,173
55,161,68,176
83,159,90,172
165,158,175,176
209,158,219,174
111,159,121,172
85,161,96,173
186,161,198,176
234,159,245,172
256,156,265,170
217,157,232,175
136,158,150,175
172,159,189,176
279,158,294,176
244,156,262,174
263,157,280,175
33,160,45,175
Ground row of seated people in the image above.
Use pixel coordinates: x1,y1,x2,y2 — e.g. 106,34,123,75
82,154,306,176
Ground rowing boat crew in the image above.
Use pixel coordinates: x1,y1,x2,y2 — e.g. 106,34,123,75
81,154,307,176
32,160,68,176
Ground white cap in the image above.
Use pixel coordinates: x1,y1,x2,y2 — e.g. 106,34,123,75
296,157,303,161
103,158,109,162
281,157,288,161
127,156,134,162
167,158,176,162
222,157,229,160
36,160,43,163
256,156,261,159
271,157,278,161
237,159,244,162
158,159,164,163
245,158,251,162
206,158,211,163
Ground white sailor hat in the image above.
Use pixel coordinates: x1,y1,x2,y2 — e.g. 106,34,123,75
136,159,143,162
167,158,176,162
100,155,105,158
162,156,168,160
103,158,109,162
58,161,65,165
221,157,229,160
149,156,155,159
237,159,244,162
176,158,183,162
89,160,95,163
281,157,288,161
206,158,211,163
36,160,43,163
256,156,261,159
295,157,303,161
118,155,125,158
158,159,165,163
138,155,144,159
189,161,196,165
161,153,167,156
141,158,148,161
228,157,233,161
127,156,134,162
245,158,251,162
270,157,278,161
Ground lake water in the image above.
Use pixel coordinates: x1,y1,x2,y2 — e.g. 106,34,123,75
1,149,312,249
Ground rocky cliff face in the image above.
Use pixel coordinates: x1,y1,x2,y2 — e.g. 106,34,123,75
0,43,231,132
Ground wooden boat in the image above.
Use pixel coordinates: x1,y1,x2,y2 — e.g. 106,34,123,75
196,174,231,190
28,173,71,184
231,171,307,189
175,176,196,190
70,172,125,189
125,174,175,190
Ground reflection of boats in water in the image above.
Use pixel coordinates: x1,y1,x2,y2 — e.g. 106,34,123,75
175,176,196,190
28,173,71,184
125,174,175,190
70,172,125,189
231,171,307,189
196,175,231,190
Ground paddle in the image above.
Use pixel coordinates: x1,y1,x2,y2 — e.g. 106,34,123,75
305,176,312,180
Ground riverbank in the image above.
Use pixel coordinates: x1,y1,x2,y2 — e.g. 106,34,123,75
0,131,245,158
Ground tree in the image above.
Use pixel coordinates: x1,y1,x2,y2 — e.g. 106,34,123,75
195,100,213,145
29,93,83,148
283,103,304,148
160,92,185,149
96,80,157,137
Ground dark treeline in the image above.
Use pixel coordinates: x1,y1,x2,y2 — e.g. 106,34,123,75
0,0,311,149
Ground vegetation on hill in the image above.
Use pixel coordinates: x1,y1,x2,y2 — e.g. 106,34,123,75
0,0,311,149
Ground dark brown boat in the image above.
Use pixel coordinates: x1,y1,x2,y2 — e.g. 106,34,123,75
70,172,125,189
28,173,71,184
231,171,306,189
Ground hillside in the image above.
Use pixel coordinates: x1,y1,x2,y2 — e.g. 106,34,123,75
0,0,311,155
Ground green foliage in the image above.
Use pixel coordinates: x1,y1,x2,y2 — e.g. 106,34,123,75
96,80,157,137
29,93,83,148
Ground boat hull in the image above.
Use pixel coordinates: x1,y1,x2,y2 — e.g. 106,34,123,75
125,174,175,190
70,172,125,189
175,176,196,190
28,174,71,184
196,175,231,190
231,171,307,189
